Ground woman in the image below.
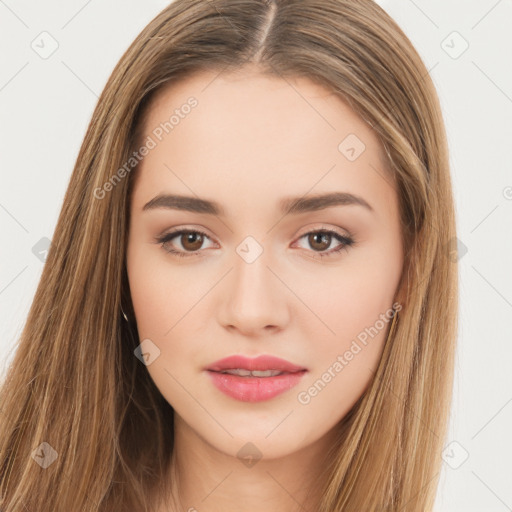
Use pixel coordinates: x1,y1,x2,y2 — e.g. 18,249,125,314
0,0,458,510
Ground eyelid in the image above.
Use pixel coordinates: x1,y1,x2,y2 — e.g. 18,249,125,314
294,223,352,239
154,226,217,252
156,224,214,239
157,223,352,240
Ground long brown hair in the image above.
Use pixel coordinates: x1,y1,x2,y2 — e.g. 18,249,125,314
0,1,458,510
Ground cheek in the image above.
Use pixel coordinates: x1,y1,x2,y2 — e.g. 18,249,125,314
293,248,400,415
296,297,393,423
126,240,215,397
293,252,397,348
126,243,206,408
126,238,203,338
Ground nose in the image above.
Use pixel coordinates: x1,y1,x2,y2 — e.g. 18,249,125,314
217,245,290,337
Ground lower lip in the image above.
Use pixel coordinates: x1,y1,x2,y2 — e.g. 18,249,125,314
206,370,307,402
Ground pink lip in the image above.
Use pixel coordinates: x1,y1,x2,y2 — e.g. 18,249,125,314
205,355,308,402
206,354,306,373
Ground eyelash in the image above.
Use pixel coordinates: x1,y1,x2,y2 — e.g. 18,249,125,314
154,227,355,260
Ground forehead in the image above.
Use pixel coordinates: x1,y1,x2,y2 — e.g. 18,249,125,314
132,68,394,218
142,68,380,147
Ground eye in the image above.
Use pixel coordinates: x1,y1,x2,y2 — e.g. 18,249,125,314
155,228,214,258
154,227,355,259
294,228,355,259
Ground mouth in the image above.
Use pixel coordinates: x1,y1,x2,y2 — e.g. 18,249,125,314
206,369,308,402
209,368,305,378
206,354,307,374
205,355,308,402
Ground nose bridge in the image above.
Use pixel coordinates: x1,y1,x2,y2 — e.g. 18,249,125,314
232,233,275,299
221,233,287,329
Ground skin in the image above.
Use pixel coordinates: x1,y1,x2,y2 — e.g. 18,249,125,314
126,66,404,512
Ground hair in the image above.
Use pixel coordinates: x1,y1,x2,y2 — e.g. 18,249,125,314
0,0,458,510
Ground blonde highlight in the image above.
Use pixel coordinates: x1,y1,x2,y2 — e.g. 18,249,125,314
1,1,458,510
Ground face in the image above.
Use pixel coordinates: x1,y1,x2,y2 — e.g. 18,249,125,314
126,67,403,460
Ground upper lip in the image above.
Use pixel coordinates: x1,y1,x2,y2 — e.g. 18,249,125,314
206,355,307,373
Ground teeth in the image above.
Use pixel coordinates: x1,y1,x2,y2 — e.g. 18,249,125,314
222,368,252,377
251,369,283,377
220,368,284,377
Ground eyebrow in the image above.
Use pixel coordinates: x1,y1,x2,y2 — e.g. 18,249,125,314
142,191,374,216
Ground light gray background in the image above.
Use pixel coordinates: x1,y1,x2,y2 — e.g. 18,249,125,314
1,1,511,510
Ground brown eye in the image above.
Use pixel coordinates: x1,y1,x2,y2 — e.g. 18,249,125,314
156,229,213,257
180,232,204,252
156,228,354,260
307,232,332,252
295,229,355,259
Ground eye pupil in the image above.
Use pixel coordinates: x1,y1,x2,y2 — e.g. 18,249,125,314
309,232,330,251
183,232,203,251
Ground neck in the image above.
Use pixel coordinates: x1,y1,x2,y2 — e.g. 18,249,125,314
157,413,338,512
